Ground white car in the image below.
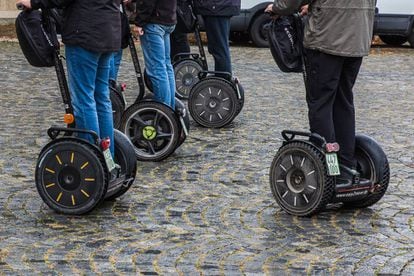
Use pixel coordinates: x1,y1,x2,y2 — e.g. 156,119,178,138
230,0,272,47
231,0,414,48
375,0,414,47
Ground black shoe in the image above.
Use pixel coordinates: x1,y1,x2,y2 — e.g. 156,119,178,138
336,164,371,189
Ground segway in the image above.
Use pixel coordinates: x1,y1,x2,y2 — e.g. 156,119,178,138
181,6,244,128
170,3,208,100
269,131,389,216
267,14,389,216
16,6,137,215
113,4,189,161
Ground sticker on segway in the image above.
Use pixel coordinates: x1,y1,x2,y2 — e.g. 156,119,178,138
326,153,340,176
103,148,116,172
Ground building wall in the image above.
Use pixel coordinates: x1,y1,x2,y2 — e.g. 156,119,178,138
0,0,19,19
0,0,19,25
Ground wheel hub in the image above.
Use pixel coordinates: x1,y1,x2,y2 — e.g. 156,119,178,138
208,97,220,110
286,169,306,193
142,126,157,140
58,166,81,191
183,73,195,86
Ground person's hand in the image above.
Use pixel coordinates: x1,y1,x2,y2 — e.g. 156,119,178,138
123,0,131,3
132,25,144,37
16,0,31,9
300,5,309,16
265,4,274,14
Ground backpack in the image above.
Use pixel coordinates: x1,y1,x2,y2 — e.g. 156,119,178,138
267,14,304,73
176,1,196,33
15,9,59,67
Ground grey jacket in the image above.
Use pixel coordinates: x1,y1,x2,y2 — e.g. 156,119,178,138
272,0,376,57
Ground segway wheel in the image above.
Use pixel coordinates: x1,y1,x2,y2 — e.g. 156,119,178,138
120,101,180,161
105,130,137,200
188,78,238,128
35,139,108,215
174,59,203,99
270,141,335,216
110,88,125,129
343,135,390,208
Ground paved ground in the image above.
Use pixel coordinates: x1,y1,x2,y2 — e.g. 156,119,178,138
0,41,414,275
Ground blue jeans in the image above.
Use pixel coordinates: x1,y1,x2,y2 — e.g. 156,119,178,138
140,23,176,109
109,49,123,81
65,45,115,157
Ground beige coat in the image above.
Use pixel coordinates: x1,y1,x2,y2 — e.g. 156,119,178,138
272,0,376,57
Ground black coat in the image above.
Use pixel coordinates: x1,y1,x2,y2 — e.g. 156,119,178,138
30,0,121,52
193,0,241,17
135,0,177,27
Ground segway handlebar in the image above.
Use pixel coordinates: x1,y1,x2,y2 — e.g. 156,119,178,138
281,130,326,145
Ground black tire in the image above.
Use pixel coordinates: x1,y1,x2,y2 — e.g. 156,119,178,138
175,98,189,148
270,141,335,217
120,101,180,161
188,77,238,128
235,81,245,116
35,139,108,215
250,13,272,48
173,58,203,99
408,28,414,48
379,35,408,46
110,87,125,130
105,130,137,200
343,135,390,208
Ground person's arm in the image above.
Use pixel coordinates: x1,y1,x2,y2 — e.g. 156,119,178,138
135,0,157,27
265,0,310,16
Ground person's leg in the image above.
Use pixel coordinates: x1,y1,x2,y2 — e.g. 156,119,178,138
305,49,344,144
203,16,232,74
65,45,100,144
170,29,190,60
95,52,115,157
109,49,123,81
140,24,171,107
164,25,176,109
333,56,363,168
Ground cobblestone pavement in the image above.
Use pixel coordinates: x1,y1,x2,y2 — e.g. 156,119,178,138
0,41,414,275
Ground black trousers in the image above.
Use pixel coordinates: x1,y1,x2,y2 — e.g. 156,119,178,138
305,49,363,168
170,30,190,60
203,15,232,74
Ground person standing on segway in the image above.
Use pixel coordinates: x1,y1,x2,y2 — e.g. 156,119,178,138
133,0,177,110
193,0,241,78
265,0,376,187
16,0,122,159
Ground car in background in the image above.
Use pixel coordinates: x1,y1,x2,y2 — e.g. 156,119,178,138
375,0,414,47
230,0,272,47
232,0,414,48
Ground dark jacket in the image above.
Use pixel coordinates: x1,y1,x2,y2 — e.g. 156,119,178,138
272,0,376,57
30,0,121,52
135,0,177,27
193,0,241,17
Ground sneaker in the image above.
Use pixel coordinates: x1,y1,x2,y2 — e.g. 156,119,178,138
336,164,371,189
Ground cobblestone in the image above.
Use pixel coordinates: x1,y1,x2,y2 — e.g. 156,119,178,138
0,41,414,274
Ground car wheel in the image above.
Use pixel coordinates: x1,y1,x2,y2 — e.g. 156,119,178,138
250,13,272,48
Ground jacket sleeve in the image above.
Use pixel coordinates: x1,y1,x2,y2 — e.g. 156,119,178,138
135,0,158,27
271,0,310,15
30,0,73,10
